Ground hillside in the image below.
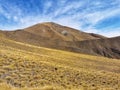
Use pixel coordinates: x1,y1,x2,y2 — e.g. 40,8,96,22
0,22,120,59
0,34,120,90
0,22,106,47
76,36,120,59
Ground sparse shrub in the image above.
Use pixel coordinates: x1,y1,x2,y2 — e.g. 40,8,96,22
61,30,68,36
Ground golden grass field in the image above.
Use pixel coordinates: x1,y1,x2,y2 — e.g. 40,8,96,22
0,36,120,90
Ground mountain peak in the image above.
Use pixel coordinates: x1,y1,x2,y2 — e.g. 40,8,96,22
38,22,63,27
41,22,57,24
35,22,59,26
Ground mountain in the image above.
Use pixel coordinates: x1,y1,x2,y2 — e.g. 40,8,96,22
0,22,120,59
0,22,103,47
1,22,106,42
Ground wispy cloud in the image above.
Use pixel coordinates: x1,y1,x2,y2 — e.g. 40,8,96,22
0,0,120,37
98,27,120,37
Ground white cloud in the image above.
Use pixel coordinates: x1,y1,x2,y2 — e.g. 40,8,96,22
0,5,11,19
53,1,85,17
84,8,120,25
43,1,53,14
99,28,120,37
13,16,19,21
83,26,120,37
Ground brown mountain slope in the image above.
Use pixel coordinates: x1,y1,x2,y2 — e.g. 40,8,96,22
75,36,120,59
89,33,107,39
24,22,106,41
0,22,106,48
0,22,120,59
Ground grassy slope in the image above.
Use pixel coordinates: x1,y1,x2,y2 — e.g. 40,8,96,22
0,37,120,90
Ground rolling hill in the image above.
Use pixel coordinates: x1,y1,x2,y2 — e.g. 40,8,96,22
0,33,120,90
0,22,120,59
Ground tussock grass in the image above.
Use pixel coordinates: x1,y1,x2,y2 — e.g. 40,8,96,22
0,37,120,90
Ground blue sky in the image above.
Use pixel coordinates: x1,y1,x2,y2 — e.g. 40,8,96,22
0,0,120,37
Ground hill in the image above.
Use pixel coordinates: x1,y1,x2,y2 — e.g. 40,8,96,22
0,35,120,90
76,36,120,59
0,22,120,59
0,22,105,46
